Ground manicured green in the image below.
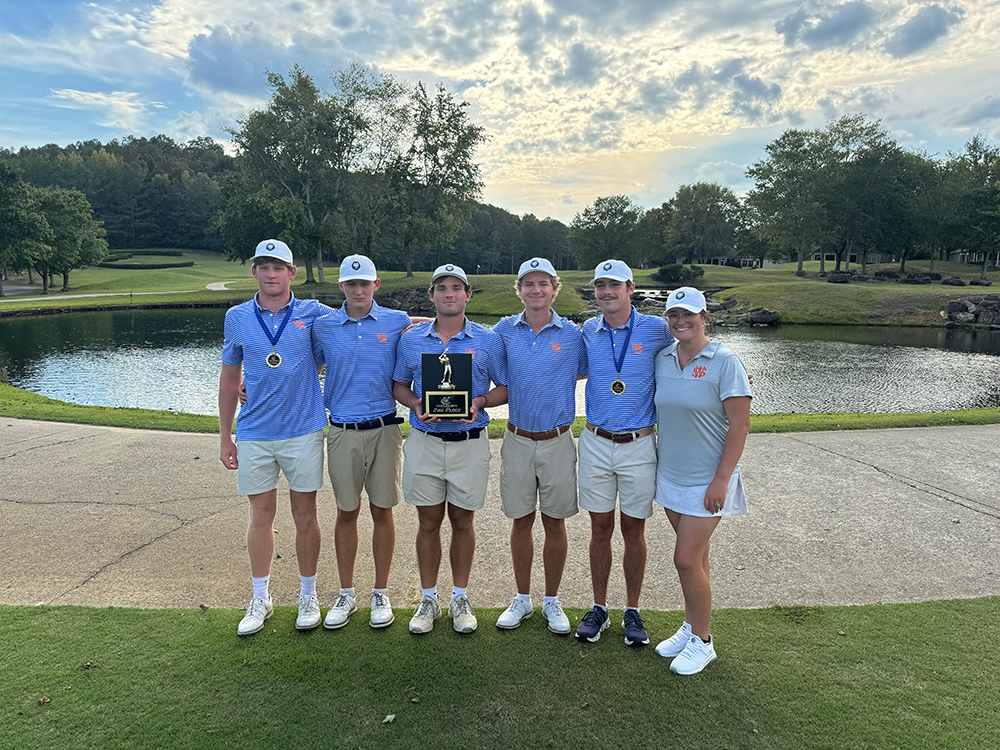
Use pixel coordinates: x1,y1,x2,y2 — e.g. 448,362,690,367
4,598,998,749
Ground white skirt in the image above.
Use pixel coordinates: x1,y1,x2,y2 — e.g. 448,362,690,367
654,470,747,518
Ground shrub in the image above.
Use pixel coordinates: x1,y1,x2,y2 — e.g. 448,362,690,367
98,261,195,270
653,264,705,284
128,249,184,257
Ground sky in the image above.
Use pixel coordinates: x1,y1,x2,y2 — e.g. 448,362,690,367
1,0,998,223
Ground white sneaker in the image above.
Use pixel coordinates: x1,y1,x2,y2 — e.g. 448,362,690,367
409,595,442,634
496,597,533,629
670,635,717,675
237,596,273,636
542,599,571,635
655,622,693,658
369,591,395,629
295,594,322,631
323,593,357,630
449,594,478,633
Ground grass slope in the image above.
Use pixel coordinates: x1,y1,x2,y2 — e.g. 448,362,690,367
4,598,998,749
3,384,999,436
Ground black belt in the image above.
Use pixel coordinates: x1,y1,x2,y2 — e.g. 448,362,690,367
422,428,483,442
329,413,404,431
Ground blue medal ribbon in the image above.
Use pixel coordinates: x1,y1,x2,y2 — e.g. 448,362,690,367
607,307,635,376
254,294,296,355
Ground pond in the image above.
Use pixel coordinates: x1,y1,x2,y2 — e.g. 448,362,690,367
2,308,999,417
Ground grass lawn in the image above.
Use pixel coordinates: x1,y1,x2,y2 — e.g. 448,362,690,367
3,384,999,436
4,598,998,749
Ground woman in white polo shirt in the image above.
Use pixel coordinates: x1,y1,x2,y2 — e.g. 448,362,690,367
652,287,752,675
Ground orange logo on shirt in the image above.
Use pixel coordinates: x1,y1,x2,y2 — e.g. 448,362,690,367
377,333,388,344
294,320,306,330
551,342,561,353
631,342,643,354
466,347,475,357
692,366,707,378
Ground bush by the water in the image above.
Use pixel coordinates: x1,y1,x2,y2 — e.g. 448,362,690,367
128,249,184,257
654,264,705,284
98,260,195,270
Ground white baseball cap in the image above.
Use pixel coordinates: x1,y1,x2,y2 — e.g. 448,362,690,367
590,259,633,285
517,257,558,279
430,263,469,285
339,254,377,282
665,286,707,313
253,239,293,265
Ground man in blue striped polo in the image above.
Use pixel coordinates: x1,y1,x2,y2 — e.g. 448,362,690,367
392,264,504,635
575,259,674,647
219,239,330,636
311,255,414,631
490,257,585,635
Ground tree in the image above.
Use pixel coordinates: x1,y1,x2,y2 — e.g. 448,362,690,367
31,185,108,292
228,65,367,282
949,136,1000,278
747,129,829,273
391,82,488,276
0,161,52,296
664,183,740,264
568,195,644,269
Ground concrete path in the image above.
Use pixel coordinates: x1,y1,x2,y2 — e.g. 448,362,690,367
0,290,197,304
2,418,998,613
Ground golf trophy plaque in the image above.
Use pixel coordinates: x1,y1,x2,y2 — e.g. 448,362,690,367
422,351,473,419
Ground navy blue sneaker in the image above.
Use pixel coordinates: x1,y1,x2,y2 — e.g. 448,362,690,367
623,609,649,646
575,606,610,642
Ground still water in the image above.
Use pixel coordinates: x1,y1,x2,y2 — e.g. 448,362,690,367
2,308,999,416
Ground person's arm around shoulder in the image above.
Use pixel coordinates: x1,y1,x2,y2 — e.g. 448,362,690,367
219,363,243,470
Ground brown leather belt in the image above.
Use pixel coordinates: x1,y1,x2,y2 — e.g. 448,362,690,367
507,423,571,441
585,421,655,444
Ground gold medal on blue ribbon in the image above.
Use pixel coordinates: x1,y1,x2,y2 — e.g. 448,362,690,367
611,379,626,395
266,352,282,368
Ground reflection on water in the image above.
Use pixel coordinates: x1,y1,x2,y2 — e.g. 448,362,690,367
2,308,999,416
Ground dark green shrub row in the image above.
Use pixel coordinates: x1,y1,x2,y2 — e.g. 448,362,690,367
652,264,706,283
98,261,195,270
105,252,134,261
128,249,184,256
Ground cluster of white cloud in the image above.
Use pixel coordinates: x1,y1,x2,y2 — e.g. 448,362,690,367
2,1,999,218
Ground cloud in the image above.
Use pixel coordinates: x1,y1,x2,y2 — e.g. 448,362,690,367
422,0,502,65
884,4,964,58
636,79,681,116
777,1,877,49
48,88,148,131
550,43,606,88
953,95,1000,127
817,85,893,119
185,26,351,96
727,74,783,123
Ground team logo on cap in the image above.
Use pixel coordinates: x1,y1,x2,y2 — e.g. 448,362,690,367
445,264,454,271
676,291,686,299
603,262,612,271
266,242,275,251
530,260,539,268
351,260,361,270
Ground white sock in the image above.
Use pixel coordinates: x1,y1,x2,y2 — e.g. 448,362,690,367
422,587,437,600
341,587,356,599
516,592,531,603
300,575,316,597
543,595,559,605
624,606,639,614
252,575,269,600
593,602,607,613
372,588,388,596
452,586,467,600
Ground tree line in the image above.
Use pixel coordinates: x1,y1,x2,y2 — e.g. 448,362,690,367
3,65,998,295
567,116,1000,278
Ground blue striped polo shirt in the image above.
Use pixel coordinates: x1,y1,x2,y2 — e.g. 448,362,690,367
312,300,411,422
393,318,497,434
582,309,674,432
221,293,330,441
491,310,585,432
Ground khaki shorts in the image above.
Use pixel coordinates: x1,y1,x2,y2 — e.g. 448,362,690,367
401,428,492,512
327,424,403,511
237,429,325,496
577,427,656,519
499,428,578,520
